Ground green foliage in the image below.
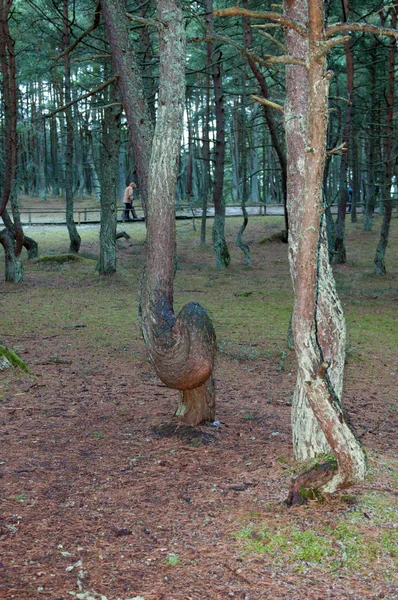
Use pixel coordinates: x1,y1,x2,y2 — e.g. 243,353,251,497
0,346,28,372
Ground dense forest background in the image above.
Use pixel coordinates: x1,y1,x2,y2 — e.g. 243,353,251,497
1,0,397,227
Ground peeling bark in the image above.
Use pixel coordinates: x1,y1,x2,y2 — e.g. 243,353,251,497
139,0,216,426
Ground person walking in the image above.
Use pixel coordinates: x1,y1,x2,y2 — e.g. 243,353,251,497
123,182,137,221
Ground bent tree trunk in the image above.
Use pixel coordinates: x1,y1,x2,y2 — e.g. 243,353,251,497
139,0,216,426
283,0,366,502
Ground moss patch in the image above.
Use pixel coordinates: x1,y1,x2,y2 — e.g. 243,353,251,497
0,346,28,372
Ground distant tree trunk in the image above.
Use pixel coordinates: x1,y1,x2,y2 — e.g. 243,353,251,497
200,68,211,245
243,4,288,240
100,0,153,219
205,0,230,268
63,0,81,254
363,50,377,232
139,0,216,426
334,0,353,264
283,0,367,502
374,2,397,275
249,108,261,204
98,82,122,276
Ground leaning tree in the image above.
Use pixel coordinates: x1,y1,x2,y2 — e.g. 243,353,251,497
102,0,217,426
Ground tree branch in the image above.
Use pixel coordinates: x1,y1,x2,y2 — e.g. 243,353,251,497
52,0,101,61
125,12,160,27
213,7,307,37
42,76,118,119
251,94,284,113
326,21,398,39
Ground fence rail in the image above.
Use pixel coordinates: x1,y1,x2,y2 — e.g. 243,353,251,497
16,203,285,225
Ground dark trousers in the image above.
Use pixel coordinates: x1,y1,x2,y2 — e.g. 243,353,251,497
123,203,137,219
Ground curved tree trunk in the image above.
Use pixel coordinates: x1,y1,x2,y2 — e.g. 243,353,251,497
139,0,216,426
284,0,366,501
0,228,23,283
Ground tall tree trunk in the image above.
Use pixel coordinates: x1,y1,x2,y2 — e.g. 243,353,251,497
139,0,216,426
63,0,81,254
0,0,23,282
100,0,153,219
334,0,353,264
205,0,230,269
243,3,288,240
200,68,211,246
363,50,377,232
98,82,122,276
374,3,397,275
283,0,367,502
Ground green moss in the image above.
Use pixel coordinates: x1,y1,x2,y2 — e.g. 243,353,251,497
34,253,83,263
0,346,28,372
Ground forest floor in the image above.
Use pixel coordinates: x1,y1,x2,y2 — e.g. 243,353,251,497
0,205,397,600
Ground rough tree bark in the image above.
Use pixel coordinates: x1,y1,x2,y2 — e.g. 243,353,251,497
139,0,216,426
284,0,367,502
100,0,153,218
0,0,24,282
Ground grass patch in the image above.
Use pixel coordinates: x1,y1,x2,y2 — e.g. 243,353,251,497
235,487,398,576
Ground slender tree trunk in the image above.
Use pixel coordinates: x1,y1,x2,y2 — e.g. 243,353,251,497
63,0,81,253
100,0,153,218
334,0,353,264
98,82,122,276
374,3,397,275
139,0,216,426
200,69,211,245
283,0,367,502
243,3,288,240
205,0,230,268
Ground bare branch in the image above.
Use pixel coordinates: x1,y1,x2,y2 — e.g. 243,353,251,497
188,34,277,69
42,76,118,119
326,21,398,39
314,36,351,58
327,142,347,155
71,54,111,64
213,7,307,37
256,29,285,52
52,0,101,61
263,53,306,66
251,94,284,113
125,12,159,27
